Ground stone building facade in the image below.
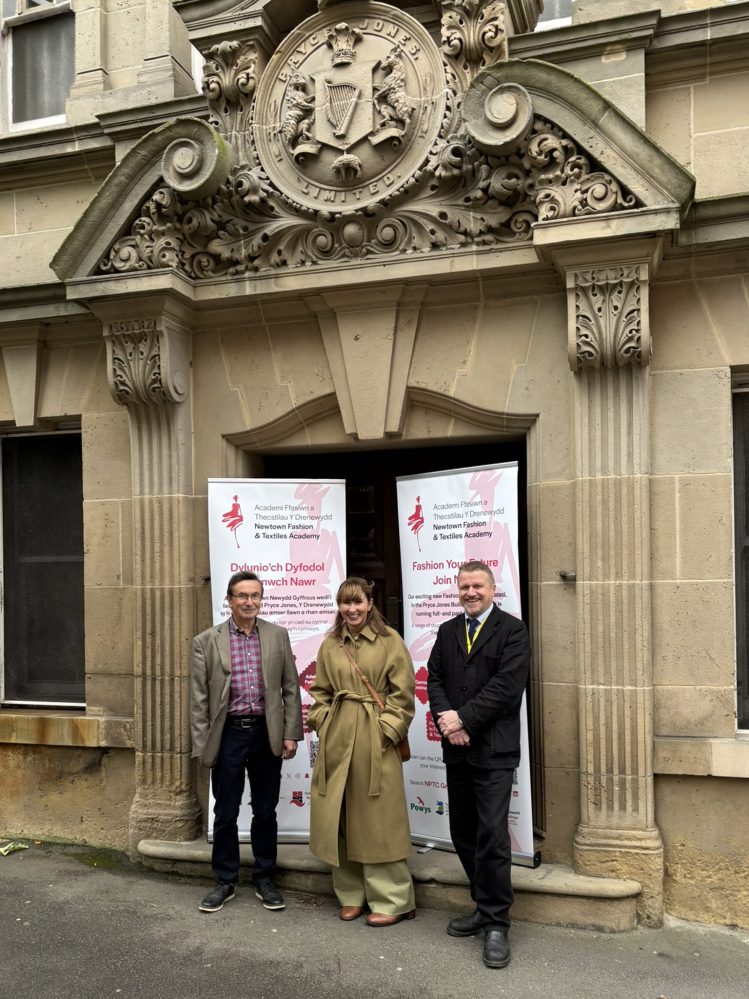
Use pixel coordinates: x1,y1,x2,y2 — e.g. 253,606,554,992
1,0,748,929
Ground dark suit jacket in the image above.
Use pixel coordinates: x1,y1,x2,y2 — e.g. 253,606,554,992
190,617,303,769
427,605,530,768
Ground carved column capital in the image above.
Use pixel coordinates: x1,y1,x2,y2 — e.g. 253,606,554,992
567,264,652,372
104,317,190,407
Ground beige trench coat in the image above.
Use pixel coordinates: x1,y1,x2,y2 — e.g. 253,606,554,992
308,624,415,866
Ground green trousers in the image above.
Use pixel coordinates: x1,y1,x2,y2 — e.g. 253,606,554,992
332,828,415,915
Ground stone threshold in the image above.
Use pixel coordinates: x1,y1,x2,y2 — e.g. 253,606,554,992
138,838,641,933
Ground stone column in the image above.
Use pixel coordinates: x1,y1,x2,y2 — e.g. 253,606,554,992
566,260,664,925
103,311,201,854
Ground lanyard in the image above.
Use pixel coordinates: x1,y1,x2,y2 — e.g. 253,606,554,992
466,618,484,654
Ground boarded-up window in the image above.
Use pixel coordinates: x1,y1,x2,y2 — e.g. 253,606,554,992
2,434,84,703
733,393,749,729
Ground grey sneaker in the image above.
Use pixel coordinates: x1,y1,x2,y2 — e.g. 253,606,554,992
199,882,235,912
255,880,285,910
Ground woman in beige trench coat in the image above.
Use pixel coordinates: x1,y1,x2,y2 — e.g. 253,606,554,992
308,576,416,926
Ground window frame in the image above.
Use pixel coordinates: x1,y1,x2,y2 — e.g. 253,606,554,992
1,1,73,133
732,385,749,731
0,429,85,709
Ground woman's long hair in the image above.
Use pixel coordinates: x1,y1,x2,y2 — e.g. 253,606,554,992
330,576,391,638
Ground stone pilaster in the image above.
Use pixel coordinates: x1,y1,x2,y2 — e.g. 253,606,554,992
566,261,664,925
103,312,201,854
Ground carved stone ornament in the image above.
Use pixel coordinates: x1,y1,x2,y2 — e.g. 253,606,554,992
99,6,640,278
252,4,445,212
569,266,651,370
105,319,189,406
203,39,259,161
440,0,508,95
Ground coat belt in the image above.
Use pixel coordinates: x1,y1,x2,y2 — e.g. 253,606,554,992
316,688,384,797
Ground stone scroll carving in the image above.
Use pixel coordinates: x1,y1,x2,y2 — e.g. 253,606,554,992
568,265,651,371
98,4,640,279
105,319,189,406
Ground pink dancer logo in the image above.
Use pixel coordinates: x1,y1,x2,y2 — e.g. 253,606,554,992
222,495,244,549
406,494,425,551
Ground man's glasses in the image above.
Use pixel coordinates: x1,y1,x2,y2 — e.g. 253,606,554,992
230,592,262,603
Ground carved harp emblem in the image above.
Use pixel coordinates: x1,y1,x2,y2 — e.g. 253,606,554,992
324,79,360,139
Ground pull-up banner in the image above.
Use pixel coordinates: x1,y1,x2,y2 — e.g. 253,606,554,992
396,463,537,866
206,478,346,841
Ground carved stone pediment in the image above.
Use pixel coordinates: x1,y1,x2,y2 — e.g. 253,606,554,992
53,5,694,286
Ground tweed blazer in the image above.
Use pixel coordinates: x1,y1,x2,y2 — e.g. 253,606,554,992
190,617,303,769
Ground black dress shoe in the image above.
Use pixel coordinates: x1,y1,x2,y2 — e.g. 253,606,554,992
447,908,487,937
483,928,511,969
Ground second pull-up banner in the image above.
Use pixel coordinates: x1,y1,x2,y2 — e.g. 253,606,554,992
396,462,537,866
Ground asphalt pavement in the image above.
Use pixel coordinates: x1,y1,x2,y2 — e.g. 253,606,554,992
2,842,748,999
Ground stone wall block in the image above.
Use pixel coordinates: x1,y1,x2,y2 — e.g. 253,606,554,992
542,681,580,770
533,581,577,683
650,369,732,476
0,746,133,852
81,410,133,502
84,500,123,587
534,480,576,582
652,580,734,686
645,86,693,170
693,127,749,199
650,281,727,372
540,768,579,864
677,475,733,581
15,181,100,234
654,685,736,738
658,775,749,928
84,586,134,677
694,71,749,134
695,276,749,366
650,476,678,581
85,673,136,717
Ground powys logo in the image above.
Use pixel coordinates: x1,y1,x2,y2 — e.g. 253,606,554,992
410,796,432,815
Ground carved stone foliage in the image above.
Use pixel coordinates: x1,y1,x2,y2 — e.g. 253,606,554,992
202,39,259,161
105,319,189,406
570,266,651,370
440,0,508,98
98,3,640,278
101,112,639,277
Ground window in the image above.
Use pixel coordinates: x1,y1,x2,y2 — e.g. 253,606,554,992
733,391,749,729
2,1,75,130
1,433,84,705
535,0,572,31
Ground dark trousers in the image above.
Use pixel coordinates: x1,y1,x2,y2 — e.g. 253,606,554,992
445,761,514,928
211,719,282,886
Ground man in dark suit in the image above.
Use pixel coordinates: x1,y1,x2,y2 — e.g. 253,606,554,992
190,571,303,913
427,560,530,968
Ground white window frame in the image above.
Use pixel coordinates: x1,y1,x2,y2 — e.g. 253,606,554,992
1,1,73,133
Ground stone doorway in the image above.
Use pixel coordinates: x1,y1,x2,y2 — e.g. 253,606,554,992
263,439,528,633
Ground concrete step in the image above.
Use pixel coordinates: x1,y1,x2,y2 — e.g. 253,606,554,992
138,838,641,933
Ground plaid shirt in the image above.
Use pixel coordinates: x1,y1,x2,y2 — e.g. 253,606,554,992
227,617,265,716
